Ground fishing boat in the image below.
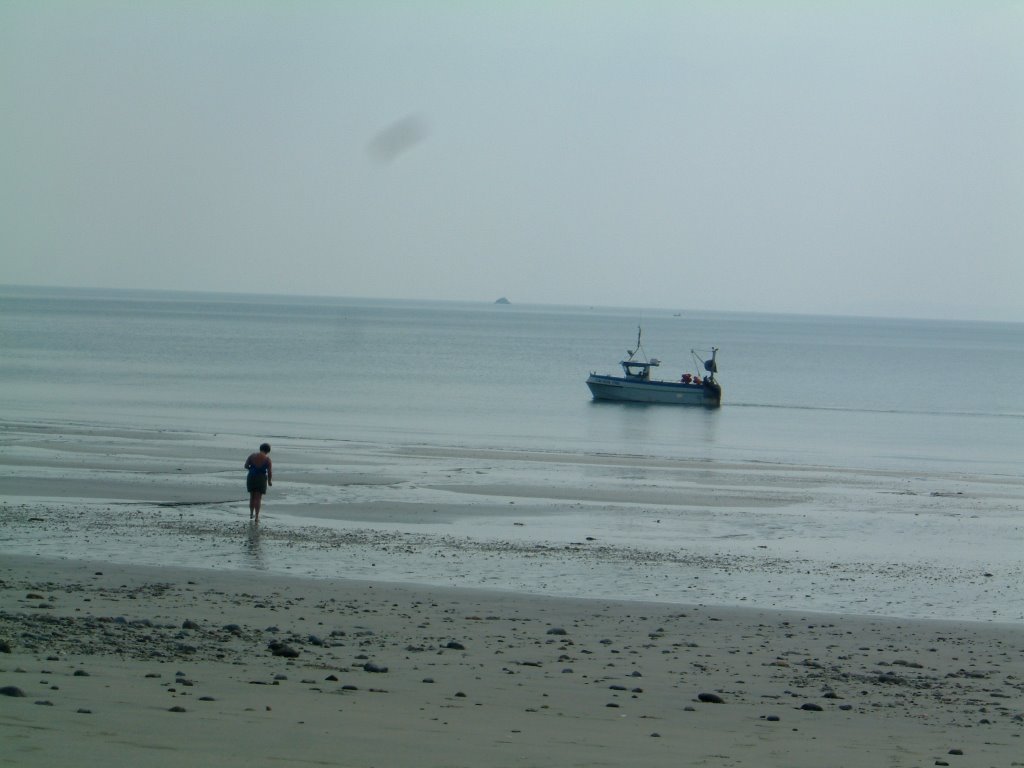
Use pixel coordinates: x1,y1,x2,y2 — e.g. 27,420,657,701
586,328,721,407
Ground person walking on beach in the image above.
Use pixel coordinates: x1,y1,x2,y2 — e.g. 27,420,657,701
245,443,272,522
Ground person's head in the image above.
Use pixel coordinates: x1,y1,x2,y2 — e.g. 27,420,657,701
259,442,271,454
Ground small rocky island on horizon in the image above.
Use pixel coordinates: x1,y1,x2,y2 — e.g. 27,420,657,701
494,297,510,304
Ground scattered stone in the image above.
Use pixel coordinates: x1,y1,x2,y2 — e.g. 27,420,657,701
547,627,568,636
199,696,216,701
76,708,92,714
182,620,201,630
363,662,388,673
269,642,299,658
168,706,187,713
34,700,54,706
801,703,824,712
948,749,964,756
325,674,339,682
766,715,781,722
698,693,724,704
650,732,661,738
875,672,905,685
422,678,435,684
892,659,924,669
73,670,90,677
0,639,11,653
444,641,465,651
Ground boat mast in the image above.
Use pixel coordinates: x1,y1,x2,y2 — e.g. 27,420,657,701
627,326,643,361
705,347,718,383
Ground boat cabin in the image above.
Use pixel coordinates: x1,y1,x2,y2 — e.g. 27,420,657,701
621,358,660,381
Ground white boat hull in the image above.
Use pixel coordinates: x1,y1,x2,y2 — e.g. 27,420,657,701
586,374,722,407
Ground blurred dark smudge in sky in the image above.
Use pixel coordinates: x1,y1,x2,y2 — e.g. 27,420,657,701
368,114,429,164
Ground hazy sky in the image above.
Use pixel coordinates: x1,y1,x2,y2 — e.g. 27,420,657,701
2,2,1022,321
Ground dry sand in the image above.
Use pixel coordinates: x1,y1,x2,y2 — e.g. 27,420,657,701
2,554,1022,767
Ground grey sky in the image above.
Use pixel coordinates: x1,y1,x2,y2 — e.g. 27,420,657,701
2,2,1022,321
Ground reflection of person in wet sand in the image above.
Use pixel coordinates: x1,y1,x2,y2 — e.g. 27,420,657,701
244,442,272,522
244,522,266,569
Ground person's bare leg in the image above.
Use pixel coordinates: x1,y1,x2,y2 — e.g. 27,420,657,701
249,492,257,519
253,493,263,522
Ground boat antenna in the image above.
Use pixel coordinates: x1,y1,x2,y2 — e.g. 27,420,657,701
627,326,644,361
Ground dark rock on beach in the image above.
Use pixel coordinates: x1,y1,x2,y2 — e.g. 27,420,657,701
1,686,27,697
268,641,299,658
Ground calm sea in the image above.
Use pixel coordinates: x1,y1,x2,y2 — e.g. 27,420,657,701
2,285,1022,477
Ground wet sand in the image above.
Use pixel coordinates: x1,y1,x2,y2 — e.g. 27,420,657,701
2,419,1023,621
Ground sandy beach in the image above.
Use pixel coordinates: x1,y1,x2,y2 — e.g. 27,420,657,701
3,555,1023,767
2,420,1024,765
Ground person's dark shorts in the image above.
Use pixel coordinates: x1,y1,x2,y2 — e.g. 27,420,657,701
247,474,268,494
